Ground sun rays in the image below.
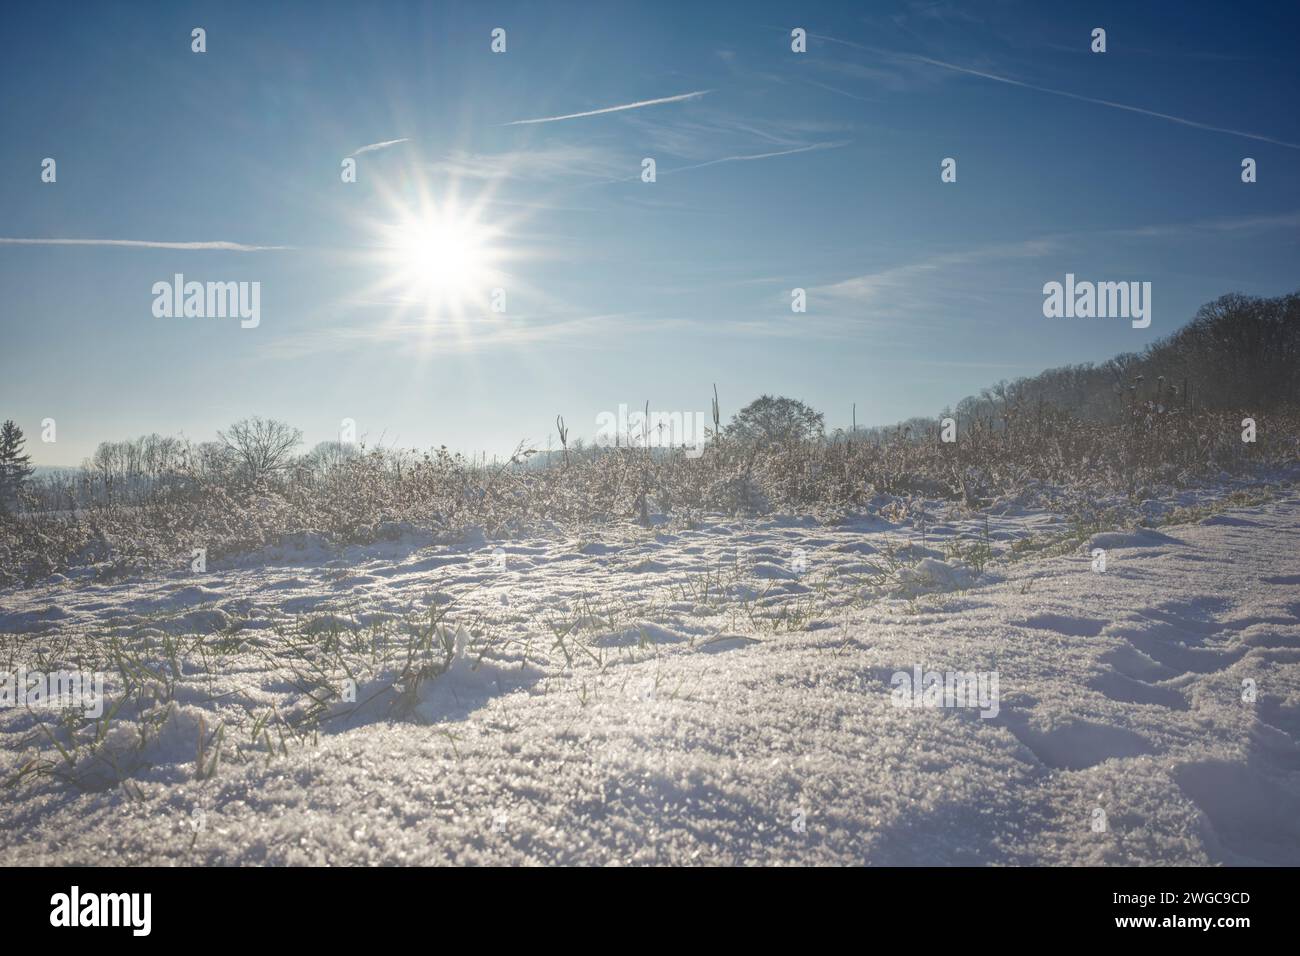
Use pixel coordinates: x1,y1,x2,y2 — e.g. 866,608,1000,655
349,162,536,348
370,188,509,323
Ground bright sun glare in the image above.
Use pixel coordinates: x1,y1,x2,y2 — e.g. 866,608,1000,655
376,201,506,316
384,210,496,306
357,166,537,340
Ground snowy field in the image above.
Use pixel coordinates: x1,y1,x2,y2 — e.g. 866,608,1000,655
2,481,1299,865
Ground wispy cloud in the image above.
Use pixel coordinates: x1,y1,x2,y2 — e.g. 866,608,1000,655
902,0,985,26
810,55,948,94
817,239,1058,306
430,145,623,182
502,90,711,126
812,34,1300,150
586,140,846,186
796,77,879,103
1038,40,1262,63
810,209,1300,324
258,312,680,359
0,237,291,251
662,141,848,175
592,108,853,183
1105,209,1300,239
622,112,849,161
350,138,410,156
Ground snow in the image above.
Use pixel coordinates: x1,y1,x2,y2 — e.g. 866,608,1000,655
1,484,1298,865
894,557,974,593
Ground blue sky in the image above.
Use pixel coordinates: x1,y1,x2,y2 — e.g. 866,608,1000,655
2,0,1298,465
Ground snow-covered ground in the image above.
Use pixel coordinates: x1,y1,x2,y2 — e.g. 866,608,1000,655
2,483,1298,865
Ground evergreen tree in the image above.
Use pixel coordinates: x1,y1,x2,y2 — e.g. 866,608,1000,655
0,420,35,506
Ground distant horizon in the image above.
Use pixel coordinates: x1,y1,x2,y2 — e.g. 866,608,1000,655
13,279,1299,468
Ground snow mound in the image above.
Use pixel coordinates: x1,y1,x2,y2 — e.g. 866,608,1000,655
413,655,544,724
591,621,688,648
894,558,974,594
1086,527,1181,551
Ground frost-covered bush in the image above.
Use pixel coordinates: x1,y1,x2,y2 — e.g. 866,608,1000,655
2,404,1297,585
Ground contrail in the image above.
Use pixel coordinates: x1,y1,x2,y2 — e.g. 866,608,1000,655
503,90,711,126
666,141,848,174
351,138,410,156
0,238,291,251
812,34,1300,150
589,141,845,186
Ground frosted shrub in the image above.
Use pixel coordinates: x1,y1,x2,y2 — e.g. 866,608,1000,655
2,406,1297,584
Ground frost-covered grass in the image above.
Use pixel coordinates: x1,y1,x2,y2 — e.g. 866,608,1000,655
3,405,1297,586
3,479,1299,865
3,391,1300,864
2,595,511,791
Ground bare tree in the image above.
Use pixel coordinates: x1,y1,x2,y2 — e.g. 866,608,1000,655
218,417,302,483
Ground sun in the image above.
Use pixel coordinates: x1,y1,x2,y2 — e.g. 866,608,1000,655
350,162,542,342
389,216,491,298
376,201,505,315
